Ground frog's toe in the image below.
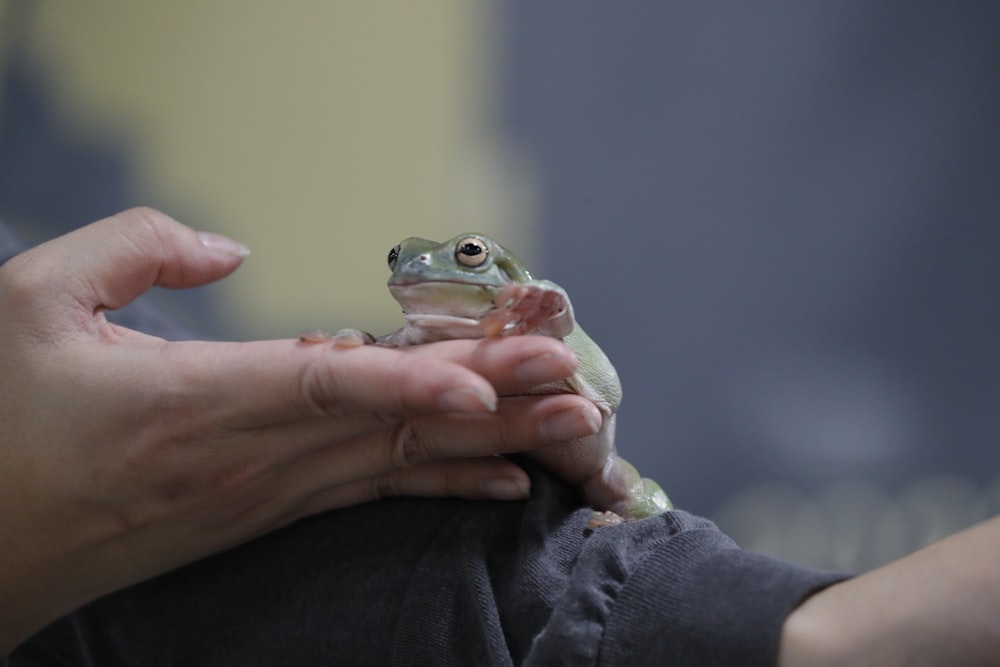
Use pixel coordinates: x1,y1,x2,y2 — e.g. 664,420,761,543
492,284,526,310
586,510,626,529
299,328,374,348
633,478,673,518
299,329,334,344
610,458,673,520
332,328,376,348
478,309,513,337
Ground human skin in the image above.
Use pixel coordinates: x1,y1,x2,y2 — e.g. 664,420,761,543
779,515,1000,666
0,208,605,652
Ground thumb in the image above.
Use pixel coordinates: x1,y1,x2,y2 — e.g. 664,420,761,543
20,207,250,312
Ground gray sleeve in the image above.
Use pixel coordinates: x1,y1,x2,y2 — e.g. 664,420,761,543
521,511,845,666
10,450,845,667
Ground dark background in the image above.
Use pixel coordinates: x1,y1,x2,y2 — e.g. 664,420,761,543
503,2,1000,498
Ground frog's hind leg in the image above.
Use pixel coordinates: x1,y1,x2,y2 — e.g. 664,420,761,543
587,510,626,529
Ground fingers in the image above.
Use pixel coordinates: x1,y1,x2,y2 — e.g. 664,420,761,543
279,392,600,485
272,393,599,516
174,384,599,494
577,455,640,518
174,391,599,524
166,339,495,430
388,394,602,466
292,457,534,518
401,335,580,397
523,414,639,514
169,335,581,427
6,207,249,314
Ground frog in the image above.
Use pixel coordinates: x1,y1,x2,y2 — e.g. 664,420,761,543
301,234,671,523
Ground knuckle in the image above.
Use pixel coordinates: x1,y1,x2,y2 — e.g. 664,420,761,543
142,415,263,502
369,472,402,499
297,355,350,418
370,410,396,425
436,467,465,498
203,459,266,498
119,206,175,261
389,420,432,468
122,206,175,236
154,456,265,510
114,208,197,284
116,207,171,248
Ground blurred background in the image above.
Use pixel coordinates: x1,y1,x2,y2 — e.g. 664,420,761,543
2,1,998,573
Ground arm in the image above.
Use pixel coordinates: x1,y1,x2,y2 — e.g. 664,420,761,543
0,208,603,652
780,515,1000,666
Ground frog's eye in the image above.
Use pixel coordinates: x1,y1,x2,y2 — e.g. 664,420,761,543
387,244,400,271
455,237,489,268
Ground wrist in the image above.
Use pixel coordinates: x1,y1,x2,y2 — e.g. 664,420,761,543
778,578,907,667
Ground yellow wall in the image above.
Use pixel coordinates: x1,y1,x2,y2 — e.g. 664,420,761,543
9,1,537,338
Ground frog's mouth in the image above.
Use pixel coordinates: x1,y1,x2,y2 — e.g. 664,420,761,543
389,281,503,318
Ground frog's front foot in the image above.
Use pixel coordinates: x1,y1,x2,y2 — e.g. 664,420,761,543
298,328,376,348
480,281,574,338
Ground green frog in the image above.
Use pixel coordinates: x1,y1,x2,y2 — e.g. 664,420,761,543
302,234,670,523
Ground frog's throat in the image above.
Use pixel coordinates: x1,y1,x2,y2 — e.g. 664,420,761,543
389,281,503,319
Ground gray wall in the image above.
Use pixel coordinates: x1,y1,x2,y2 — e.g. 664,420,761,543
504,2,1000,565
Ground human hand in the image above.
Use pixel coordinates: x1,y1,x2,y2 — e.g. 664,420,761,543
0,208,602,651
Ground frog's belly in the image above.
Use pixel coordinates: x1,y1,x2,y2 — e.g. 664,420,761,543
405,313,485,338
378,313,489,346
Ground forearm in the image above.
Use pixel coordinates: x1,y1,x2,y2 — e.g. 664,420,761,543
779,514,1000,666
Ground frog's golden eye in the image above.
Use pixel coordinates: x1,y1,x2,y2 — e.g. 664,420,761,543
455,237,489,268
387,244,400,271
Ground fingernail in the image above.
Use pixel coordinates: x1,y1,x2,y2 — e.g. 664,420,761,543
481,475,530,501
541,406,601,441
514,352,574,386
438,387,497,413
198,231,252,258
